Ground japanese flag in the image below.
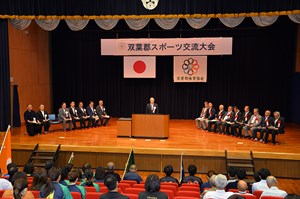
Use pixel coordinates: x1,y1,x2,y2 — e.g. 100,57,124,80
124,56,156,78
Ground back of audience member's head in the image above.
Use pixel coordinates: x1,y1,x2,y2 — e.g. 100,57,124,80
60,166,69,181
11,172,27,185
285,194,300,199
253,172,260,182
68,169,79,183
228,194,246,199
104,175,118,191
8,164,18,179
145,174,160,193
188,164,197,176
85,169,94,186
95,167,106,181
107,162,115,172
163,165,174,177
207,170,216,178
237,180,248,192
77,169,83,181
66,163,73,172
258,168,271,180
23,163,35,176
82,162,92,173
237,169,246,180
209,175,217,187
30,168,48,191
228,167,237,178
45,160,54,173
215,174,228,190
266,176,278,188
48,167,61,182
129,164,137,173
13,178,28,199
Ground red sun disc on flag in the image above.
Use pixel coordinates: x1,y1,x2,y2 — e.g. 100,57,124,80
133,60,146,74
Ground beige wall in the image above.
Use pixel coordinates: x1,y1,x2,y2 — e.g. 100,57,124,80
8,22,51,123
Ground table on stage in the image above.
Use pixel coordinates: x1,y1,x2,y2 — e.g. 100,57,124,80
131,114,169,139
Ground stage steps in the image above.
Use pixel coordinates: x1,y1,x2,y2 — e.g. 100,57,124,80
27,144,61,167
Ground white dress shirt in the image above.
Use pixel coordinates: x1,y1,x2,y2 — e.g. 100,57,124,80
260,186,287,198
252,180,269,193
203,190,234,199
0,178,13,190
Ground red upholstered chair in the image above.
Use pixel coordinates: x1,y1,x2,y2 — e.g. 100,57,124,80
71,192,82,199
174,197,200,199
76,181,81,185
176,191,200,198
240,194,257,199
253,190,264,199
179,186,200,193
132,184,145,189
140,181,145,184
99,186,109,193
261,197,285,199
124,188,144,195
160,189,175,199
181,183,200,188
161,182,179,189
121,180,137,187
119,183,132,192
161,185,178,195
86,192,102,199
95,182,105,188
228,189,239,193
85,186,97,192
123,193,139,199
30,190,40,198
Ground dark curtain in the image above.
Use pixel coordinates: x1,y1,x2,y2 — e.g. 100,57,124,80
0,0,299,17
0,19,11,131
13,85,21,127
290,73,300,125
51,17,296,120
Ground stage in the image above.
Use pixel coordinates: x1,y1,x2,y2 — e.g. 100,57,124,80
10,119,300,179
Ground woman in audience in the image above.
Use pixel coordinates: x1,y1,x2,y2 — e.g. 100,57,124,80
138,174,168,199
59,166,71,186
80,168,100,192
23,163,35,177
13,178,34,199
94,166,106,182
30,168,48,191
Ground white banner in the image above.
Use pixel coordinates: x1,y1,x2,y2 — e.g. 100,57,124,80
101,37,232,56
173,56,207,83
124,56,156,78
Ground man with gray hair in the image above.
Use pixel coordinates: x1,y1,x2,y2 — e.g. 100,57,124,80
123,164,143,184
203,174,234,199
105,162,121,182
260,176,287,198
243,108,262,138
264,111,285,145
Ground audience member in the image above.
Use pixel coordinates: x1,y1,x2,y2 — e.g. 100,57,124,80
201,175,217,198
67,170,86,199
30,168,48,191
45,160,54,174
159,165,179,184
252,168,271,193
226,167,238,191
201,170,216,193
100,175,128,199
123,164,143,184
285,194,300,199
139,174,168,199
181,164,203,186
8,163,18,183
237,180,253,195
80,169,100,192
105,162,121,182
13,178,34,199
0,177,13,190
82,162,92,178
236,169,246,181
59,166,70,186
203,174,234,199
95,167,106,182
260,176,287,198
23,163,35,177
228,194,246,199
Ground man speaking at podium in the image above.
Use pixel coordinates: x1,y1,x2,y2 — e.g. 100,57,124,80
146,97,159,114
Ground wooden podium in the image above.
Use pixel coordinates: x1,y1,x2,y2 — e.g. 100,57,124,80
131,114,169,139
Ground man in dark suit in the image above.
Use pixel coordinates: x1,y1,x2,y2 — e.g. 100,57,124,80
58,102,73,132
36,104,50,134
69,101,80,129
77,101,89,129
145,97,159,114
229,106,243,136
232,106,252,138
212,104,225,133
86,101,99,127
264,111,285,145
252,110,274,142
205,102,216,131
221,106,235,135
96,100,110,126
24,104,42,136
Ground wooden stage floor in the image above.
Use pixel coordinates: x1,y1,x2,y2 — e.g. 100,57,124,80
10,119,300,159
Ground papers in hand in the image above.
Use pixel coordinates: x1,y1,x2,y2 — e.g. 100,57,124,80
267,126,276,130
226,121,234,125
209,119,217,122
103,115,110,118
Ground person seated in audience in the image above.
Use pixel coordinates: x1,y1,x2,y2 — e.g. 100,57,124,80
69,101,81,130
37,104,50,134
95,166,106,182
123,164,143,184
232,106,252,138
195,101,209,130
100,175,129,199
221,106,235,135
80,169,100,192
77,102,89,129
67,170,86,199
228,194,246,199
45,160,54,174
285,194,300,199
23,163,34,177
237,180,253,195
24,104,42,136
160,165,179,184
226,167,238,191
181,164,203,186
59,166,71,186
13,178,34,199
201,170,216,193
39,167,72,199
205,102,216,131
8,164,19,183
59,102,73,132
81,162,92,179
243,108,262,139
252,168,271,193
261,176,287,198
252,110,274,142
230,106,243,136
30,168,48,191
86,101,100,127
201,175,217,198
96,100,111,126
139,174,168,199
0,176,13,190
105,162,121,182
264,111,286,145
203,174,234,199
211,105,225,133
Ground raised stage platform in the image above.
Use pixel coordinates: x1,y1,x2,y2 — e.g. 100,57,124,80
10,119,300,179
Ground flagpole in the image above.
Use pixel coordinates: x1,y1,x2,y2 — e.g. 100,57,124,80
0,125,11,153
122,148,132,180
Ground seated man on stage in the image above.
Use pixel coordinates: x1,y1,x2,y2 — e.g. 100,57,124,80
229,106,243,136
69,101,80,129
232,106,251,138
205,102,216,131
96,100,110,126
252,110,274,142
77,102,90,129
195,101,208,130
24,104,42,136
264,111,285,145
243,108,262,139
146,97,159,114
220,106,234,135
59,102,73,132
86,101,99,127
211,104,225,133
37,104,50,134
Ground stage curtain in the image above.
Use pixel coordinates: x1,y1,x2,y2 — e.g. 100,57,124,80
185,18,210,29
154,18,179,30
125,18,150,30
219,17,245,28
0,19,11,131
12,85,21,127
94,19,119,30
65,19,89,31
288,14,300,23
9,19,31,30
35,19,60,31
252,16,278,27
